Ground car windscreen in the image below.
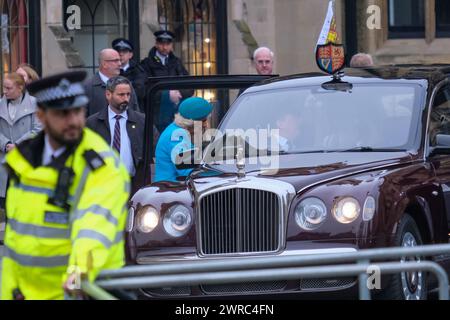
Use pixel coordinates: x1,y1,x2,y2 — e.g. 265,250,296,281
216,83,424,155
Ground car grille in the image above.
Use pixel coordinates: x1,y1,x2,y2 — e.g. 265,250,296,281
142,287,191,297
201,281,287,294
300,277,356,290
199,188,281,255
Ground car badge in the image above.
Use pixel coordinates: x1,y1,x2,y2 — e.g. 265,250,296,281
316,42,345,75
236,146,245,178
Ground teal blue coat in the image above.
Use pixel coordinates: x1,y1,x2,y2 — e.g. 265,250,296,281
154,122,193,182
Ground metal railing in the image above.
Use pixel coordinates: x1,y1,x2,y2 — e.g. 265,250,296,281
82,243,450,300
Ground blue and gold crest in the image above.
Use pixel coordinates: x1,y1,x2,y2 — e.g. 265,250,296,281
316,42,345,75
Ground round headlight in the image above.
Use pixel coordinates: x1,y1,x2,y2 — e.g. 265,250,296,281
363,196,376,221
333,197,361,224
136,206,159,233
163,205,192,237
295,198,327,230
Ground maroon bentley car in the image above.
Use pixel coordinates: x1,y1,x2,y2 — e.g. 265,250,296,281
126,67,450,299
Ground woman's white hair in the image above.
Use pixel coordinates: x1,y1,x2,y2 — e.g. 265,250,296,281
174,113,195,129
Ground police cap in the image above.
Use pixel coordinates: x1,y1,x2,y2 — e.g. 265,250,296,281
154,30,175,43
27,71,89,110
112,38,134,52
179,97,213,121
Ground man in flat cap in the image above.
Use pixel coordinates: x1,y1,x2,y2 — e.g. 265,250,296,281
112,38,147,108
0,71,130,300
140,30,193,133
155,97,212,183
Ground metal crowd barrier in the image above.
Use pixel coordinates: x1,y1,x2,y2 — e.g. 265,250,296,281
82,243,450,300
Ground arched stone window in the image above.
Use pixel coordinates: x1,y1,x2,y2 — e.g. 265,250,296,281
158,0,217,76
0,0,28,77
64,0,128,74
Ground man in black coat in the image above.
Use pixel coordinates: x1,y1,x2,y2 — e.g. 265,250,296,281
86,76,157,193
140,30,193,133
112,38,147,108
83,49,140,117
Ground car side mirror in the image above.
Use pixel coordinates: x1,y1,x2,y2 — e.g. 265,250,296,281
175,148,202,170
430,134,450,156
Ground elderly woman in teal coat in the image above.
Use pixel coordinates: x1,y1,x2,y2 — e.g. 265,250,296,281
155,97,213,183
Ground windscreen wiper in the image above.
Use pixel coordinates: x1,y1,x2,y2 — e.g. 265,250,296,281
334,147,407,153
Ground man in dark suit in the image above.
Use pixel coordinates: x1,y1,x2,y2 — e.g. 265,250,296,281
140,30,193,133
86,76,155,193
83,49,140,117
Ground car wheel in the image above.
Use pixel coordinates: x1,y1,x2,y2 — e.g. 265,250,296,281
377,214,427,300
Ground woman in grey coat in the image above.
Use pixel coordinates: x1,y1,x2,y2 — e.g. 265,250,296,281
0,73,42,205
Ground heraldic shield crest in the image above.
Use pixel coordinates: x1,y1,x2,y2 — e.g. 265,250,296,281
316,43,345,75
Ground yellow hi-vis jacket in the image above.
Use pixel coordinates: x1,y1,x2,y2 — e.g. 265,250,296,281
0,128,130,300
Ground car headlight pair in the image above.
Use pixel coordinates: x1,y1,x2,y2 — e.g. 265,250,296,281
136,205,192,237
294,196,376,230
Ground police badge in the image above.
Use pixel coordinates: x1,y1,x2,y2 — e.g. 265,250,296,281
316,42,345,75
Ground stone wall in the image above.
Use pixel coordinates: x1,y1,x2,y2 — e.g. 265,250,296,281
228,0,345,76
139,0,158,60
40,0,84,76
356,0,450,65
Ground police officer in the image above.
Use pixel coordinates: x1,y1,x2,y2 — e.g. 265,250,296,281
140,30,193,133
112,38,147,108
155,97,213,183
0,71,130,300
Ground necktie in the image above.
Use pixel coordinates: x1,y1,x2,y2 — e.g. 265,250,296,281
113,115,121,154
120,69,125,76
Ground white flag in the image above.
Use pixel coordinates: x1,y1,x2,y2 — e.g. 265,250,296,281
316,1,339,47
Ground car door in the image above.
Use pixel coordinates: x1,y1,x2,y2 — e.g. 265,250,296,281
428,82,450,234
136,75,275,189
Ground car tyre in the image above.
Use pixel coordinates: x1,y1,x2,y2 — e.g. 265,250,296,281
376,214,427,300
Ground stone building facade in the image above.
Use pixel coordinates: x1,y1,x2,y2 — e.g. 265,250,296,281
1,0,449,81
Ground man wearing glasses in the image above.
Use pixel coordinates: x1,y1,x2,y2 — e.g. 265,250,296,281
83,49,140,117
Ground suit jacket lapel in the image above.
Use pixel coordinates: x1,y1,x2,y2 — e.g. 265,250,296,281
126,110,139,166
97,107,112,144
93,72,105,88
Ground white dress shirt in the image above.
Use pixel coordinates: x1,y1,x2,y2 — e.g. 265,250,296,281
42,135,66,166
121,63,130,72
155,51,168,66
108,107,135,176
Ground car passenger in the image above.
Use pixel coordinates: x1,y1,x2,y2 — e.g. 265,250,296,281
270,113,301,153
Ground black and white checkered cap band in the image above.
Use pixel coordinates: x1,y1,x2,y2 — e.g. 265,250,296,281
34,79,85,104
114,40,132,50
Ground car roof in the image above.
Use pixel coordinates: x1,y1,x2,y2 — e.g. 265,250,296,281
245,65,450,93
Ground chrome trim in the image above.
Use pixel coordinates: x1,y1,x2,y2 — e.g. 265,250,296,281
193,177,296,258
136,247,357,264
126,207,135,232
425,78,450,160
